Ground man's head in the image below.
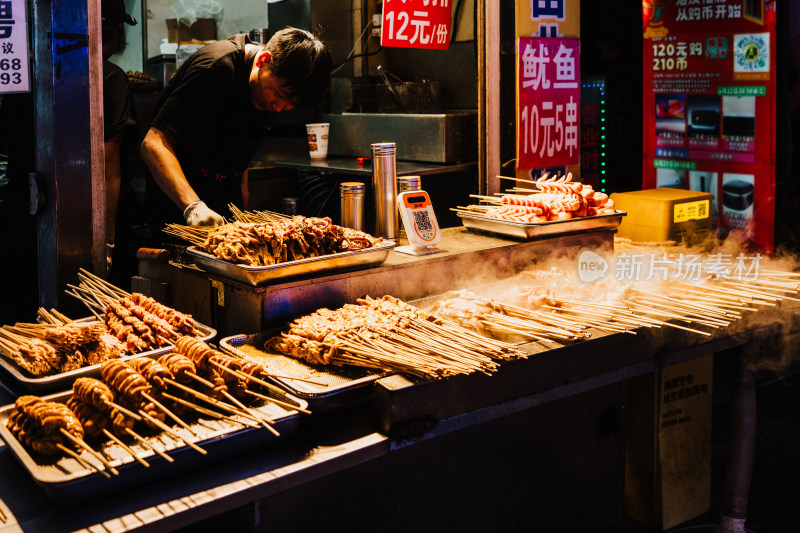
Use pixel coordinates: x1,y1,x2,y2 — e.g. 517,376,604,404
249,27,333,112
102,0,136,59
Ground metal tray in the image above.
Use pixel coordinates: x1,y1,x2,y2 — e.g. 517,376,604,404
187,240,396,287
0,389,307,503
459,211,626,239
220,331,390,412
0,318,216,394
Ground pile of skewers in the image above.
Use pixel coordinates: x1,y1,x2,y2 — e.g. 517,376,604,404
67,269,204,354
0,315,126,377
163,205,383,267
454,173,617,224
267,295,525,380
4,338,309,477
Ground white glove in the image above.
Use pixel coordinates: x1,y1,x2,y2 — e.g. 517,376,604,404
183,200,225,226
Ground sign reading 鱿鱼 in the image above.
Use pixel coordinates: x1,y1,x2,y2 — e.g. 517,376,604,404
517,36,580,169
0,0,29,93
380,0,452,50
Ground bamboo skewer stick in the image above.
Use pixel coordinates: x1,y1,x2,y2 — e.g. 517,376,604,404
163,378,264,426
137,410,207,455
59,429,119,475
57,443,111,478
102,428,150,468
141,392,200,438
621,302,713,336
161,392,259,428
124,428,174,463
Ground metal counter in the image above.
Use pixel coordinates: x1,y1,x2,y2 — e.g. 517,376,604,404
134,226,615,337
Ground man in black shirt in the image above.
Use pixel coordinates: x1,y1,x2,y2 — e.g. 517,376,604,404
140,28,332,230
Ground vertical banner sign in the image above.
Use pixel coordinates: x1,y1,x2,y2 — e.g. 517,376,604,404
642,0,777,251
517,37,580,170
0,0,29,93
381,0,451,50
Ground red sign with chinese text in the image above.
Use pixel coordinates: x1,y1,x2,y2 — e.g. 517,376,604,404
380,0,452,50
642,0,777,251
517,37,581,170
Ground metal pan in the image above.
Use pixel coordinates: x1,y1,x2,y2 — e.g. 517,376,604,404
220,331,390,412
458,211,626,240
0,389,306,503
0,318,216,394
186,240,396,287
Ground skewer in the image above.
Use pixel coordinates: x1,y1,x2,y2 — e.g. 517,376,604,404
137,409,207,455
241,389,312,415
163,377,264,426
141,392,200,438
161,392,260,428
59,428,120,475
468,194,502,203
214,362,317,402
56,443,111,478
78,268,131,299
102,428,150,468
124,428,174,462
64,289,105,321
108,401,143,422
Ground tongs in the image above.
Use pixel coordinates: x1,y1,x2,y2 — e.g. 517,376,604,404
377,65,406,112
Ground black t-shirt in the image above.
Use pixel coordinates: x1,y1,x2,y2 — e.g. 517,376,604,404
103,59,138,158
148,34,270,222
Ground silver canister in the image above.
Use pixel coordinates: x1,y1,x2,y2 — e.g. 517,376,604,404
249,28,269,44
397,175,422,194
280,197,298,216
339,182,365,230
371,142,398,239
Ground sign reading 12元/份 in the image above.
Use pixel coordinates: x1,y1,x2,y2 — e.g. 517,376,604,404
0,0,29,93
517,36,580,169
380,0,451,50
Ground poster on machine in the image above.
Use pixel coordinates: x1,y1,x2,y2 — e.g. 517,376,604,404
517,36,581,170
642,0,777,250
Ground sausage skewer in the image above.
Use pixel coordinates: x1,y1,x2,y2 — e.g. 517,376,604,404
175,338,278,433
66,396,150,468
9,395,116,476
101,360,207,454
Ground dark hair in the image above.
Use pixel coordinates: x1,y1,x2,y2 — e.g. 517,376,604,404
265,27,333,107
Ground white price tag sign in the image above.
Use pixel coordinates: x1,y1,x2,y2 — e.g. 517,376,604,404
0,0,29,93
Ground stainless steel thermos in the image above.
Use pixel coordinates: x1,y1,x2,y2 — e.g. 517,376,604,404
339,182,365,231
371,142,398,239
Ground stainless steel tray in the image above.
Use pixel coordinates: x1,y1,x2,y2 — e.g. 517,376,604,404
459,211,626,239
187,240,396,287
0,389,306,503
220,331,390,412
0,318,216,394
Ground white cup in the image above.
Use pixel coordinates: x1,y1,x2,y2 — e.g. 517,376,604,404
306,123,330,160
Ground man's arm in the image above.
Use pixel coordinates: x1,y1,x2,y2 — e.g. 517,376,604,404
140,127,199,211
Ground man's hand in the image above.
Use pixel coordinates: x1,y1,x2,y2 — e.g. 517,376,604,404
184,200,225,226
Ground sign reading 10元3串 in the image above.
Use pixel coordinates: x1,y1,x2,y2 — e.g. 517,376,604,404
0,0,29,93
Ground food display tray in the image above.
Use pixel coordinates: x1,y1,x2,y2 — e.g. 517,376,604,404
458,211,626,240
220,331,390,412
0,319,216,395
0,389,307,503
186,240,396,287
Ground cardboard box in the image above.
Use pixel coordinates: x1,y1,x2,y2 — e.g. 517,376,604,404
166,18,216,43
624,355,713,530
611,188,712,245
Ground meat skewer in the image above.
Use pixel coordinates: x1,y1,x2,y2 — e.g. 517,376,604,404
8,395,118,476
66,396,150,468
174,338,279,433
100,360,207,454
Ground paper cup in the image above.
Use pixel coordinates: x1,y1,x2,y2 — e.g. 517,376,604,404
306,123,329,160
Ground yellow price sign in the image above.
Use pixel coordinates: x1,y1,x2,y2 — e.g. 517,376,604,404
674,200,710,223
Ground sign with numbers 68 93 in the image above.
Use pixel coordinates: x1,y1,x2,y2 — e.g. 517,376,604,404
0,0,30,93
